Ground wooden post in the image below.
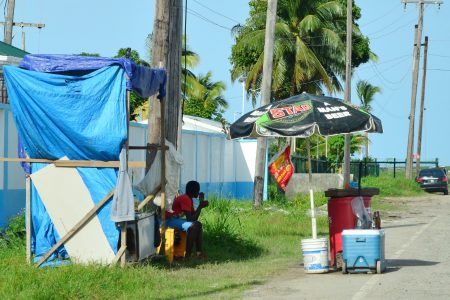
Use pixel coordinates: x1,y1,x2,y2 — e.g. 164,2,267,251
25,176,31,264
159,96,167,256
4,0,15,44
393,158,396,178
415,36,428,177
120,83,132,267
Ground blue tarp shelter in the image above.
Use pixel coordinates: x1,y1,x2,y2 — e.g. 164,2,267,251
3,54,166,264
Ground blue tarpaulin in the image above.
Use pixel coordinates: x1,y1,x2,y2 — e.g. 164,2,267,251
3,54,167,264
19,54,167,99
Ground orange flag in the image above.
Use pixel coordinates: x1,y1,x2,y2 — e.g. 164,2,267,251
268,145,295,191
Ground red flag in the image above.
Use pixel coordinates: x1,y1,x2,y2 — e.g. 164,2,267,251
268,145,295,191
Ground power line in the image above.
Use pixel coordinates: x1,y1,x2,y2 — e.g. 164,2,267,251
427,68,450,71
359,3,405,27
429,53,450,58
366,14,414,36
192,0,241,24
370,18,417,40
187,8,231,31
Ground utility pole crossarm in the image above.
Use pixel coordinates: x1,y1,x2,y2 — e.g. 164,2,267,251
0,22,45,28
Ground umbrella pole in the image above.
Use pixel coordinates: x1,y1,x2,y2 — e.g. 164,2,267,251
307,138,317,239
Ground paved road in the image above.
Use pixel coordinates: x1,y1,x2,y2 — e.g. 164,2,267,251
244,194,450,300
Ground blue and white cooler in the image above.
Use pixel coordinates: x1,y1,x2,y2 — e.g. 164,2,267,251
342,229,386,274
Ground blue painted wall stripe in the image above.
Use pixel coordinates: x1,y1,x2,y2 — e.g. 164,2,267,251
3,108,9,196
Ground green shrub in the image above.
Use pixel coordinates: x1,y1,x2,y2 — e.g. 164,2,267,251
0,211,25,249
362,172,424,197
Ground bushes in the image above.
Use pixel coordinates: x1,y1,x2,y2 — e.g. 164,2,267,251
0,211,25,249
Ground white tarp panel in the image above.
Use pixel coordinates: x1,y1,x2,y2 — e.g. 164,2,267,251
30,163,115,264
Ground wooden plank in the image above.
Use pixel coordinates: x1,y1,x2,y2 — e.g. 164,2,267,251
137,185,161,211
111,245,127,266
120,223,127,267
34,189,114,268
129,144,169,150
0,157,145,168
25,176,31,265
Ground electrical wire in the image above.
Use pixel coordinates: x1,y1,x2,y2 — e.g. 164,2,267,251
192,0,241,24
359,3,405,27
370,18,416,40
187,8,231,31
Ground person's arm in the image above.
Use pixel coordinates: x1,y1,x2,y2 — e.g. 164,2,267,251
185,192,208,222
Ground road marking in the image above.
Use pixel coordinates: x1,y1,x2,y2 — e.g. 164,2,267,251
351,216,438,300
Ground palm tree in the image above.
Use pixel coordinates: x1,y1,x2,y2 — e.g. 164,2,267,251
231,0,349,103
183,71,228,121
139,37,203,120
356,80,381,158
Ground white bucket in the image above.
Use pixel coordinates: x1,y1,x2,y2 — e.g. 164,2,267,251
301,238,329,273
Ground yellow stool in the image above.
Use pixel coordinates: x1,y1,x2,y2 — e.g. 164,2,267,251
157,228,187,263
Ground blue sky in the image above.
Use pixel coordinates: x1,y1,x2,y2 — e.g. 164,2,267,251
4,0,450,165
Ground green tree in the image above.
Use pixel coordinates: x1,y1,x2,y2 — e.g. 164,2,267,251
356,79,381,158
230,0,373,103
78,52,100,57
183,71,228,121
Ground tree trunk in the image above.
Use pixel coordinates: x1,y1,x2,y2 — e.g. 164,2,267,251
253,0,278,209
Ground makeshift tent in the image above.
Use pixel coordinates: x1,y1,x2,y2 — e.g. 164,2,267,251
3,54,166,266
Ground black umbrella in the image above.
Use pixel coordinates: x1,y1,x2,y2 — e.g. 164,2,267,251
229,92,382,139
228,92,383,238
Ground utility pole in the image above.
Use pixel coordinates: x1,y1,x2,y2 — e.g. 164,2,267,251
147,0,169,170
147,0,183,257
343,0,352,187
166,0,183,147
415,36,428,176
0,22,46,49
403,0,443,179
4,0,15,44
253,0,277,209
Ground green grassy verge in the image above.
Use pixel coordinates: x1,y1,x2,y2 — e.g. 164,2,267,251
0,198,328,300
0,173,423,299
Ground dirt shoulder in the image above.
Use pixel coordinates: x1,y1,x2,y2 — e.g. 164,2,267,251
244,193,450,300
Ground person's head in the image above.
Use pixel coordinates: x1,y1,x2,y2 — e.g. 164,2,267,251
186,180,200,198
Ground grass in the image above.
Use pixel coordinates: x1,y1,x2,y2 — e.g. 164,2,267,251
0,197,328,300
0,173,422,299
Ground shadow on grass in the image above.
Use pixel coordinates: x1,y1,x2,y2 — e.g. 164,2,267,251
146,230,264,269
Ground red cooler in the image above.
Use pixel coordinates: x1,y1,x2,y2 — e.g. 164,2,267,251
325,188,379,267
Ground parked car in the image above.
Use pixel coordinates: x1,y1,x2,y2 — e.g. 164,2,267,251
416,168,448,195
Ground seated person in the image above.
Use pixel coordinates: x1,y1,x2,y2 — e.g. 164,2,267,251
165,180,208,259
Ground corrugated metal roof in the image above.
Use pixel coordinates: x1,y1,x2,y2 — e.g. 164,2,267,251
0,41,28,58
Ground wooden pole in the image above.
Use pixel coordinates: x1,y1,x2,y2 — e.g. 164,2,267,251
166,0,183,146
25,176,31,264
4,0,15,44
147,0,170,171
159,97,167,256
416,36,428,177
120,85,132,267
253,0,278,209
35,190,114,268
